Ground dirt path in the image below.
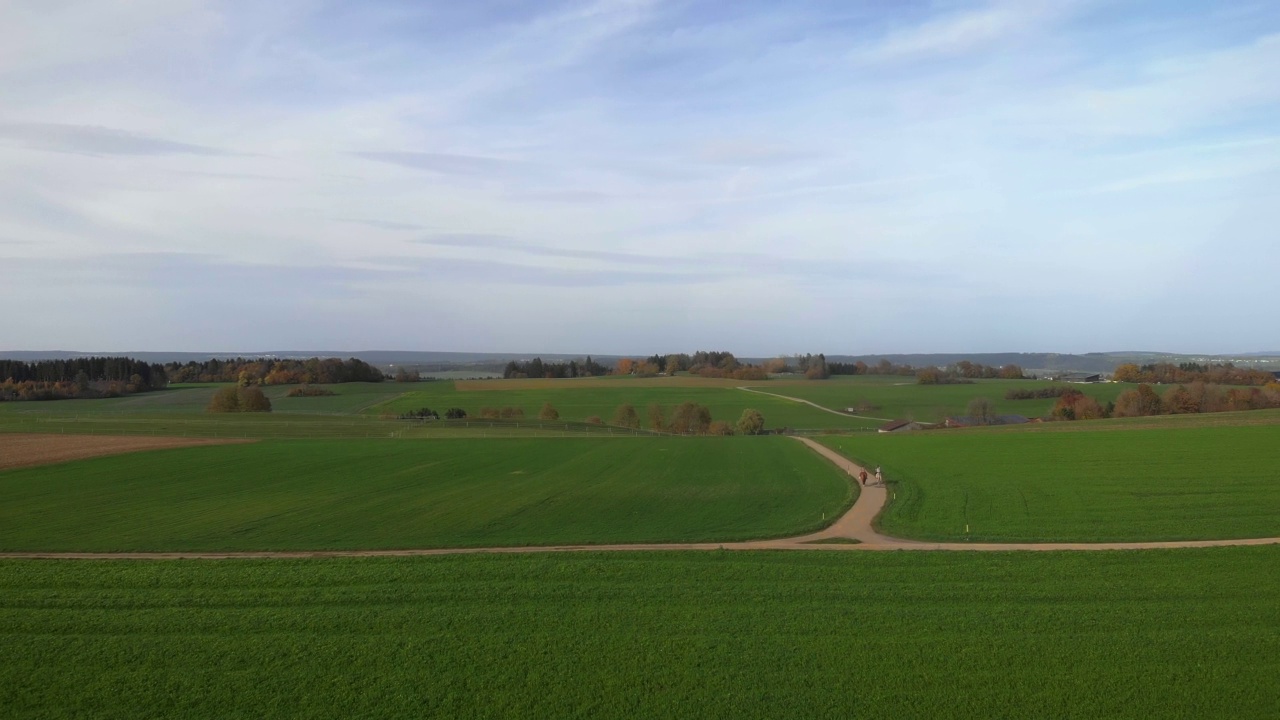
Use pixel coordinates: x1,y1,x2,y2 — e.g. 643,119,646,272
0,433,250,472
2,437,1278,559
736,386,893,422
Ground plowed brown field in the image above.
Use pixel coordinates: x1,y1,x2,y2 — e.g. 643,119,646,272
0,434,249,471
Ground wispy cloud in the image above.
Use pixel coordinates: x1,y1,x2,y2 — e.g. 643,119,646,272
411,233,677,266
350,150,528,176
2,0,1278,353
337,217,424,231
862,0,1075,62
0,122,228,156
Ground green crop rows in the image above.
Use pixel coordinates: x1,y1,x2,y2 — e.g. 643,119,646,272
820,424,1280,542
0,437,853,552
368,381,878,430
761,376,1142,424
2,549,1277,719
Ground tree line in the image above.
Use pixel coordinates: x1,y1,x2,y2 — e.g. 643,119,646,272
396,401,768,435
1050,382,1280,421
504,351,770,381
503,356,610,379
0,356,168,402
1112,362,1275,386
166,357,385,385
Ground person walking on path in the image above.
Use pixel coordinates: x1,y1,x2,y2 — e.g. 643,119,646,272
859,470,868,486
874,466,883,485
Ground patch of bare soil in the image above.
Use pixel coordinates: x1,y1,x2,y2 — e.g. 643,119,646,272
0,433,250,472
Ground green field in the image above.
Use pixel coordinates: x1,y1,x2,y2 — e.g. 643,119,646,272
3,549,1277,719
368,379,878,430
756,376,1140,424
820,424,1280,542
0,379,879,436
0,437,853,551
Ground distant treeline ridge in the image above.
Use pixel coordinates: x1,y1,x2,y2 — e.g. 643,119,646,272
0,356,168,401
165,357,385,384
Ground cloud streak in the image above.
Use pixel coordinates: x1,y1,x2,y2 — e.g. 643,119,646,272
1,1,1278,353
0,123,228,156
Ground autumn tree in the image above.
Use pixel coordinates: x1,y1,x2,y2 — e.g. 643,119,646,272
613,403,640,428
1113,363,1142,383
539,402,560,420
499,407,525,419
917,368,942,385
1113,384,1164,417
762,357,788,374
966,397,994,424
208,386,241,412
805,353,830,380
238,387,272,412
670,402,712,434
1050,389,1104,420
998,364,1026,380
1162,385,1199,414
647,403,666,431
208,386,271,413
616,358,636,375
707,421,735,436
479,407,501,419
394,367,420,382
736,409,765,435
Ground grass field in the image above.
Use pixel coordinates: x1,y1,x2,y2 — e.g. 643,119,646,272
820,424,1280,542
758,376,1140,423
0,437,853,551
2,548,1277,719
367,378,879,430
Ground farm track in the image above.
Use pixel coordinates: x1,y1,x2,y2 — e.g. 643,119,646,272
4,438,1278,559
736,386,893,422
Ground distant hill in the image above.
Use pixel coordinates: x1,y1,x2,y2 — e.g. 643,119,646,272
3,349,1278,377
823,352,1280,376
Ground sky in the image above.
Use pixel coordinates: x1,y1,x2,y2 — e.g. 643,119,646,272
2,0,1278,356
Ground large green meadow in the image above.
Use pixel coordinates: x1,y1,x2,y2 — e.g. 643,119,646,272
821,422,1280,542
763,375,1141,423
2,548,1277,719
0,437,852,552
371,378,878,430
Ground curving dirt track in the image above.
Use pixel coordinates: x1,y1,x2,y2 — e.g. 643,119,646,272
736,386,893,422
1,437,1277,559
0,433,250,472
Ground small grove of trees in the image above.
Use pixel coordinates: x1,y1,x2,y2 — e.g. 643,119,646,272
286,385,336,397
399,407,439,420
479,407,526,419
919,364,1027,385
1113,362,1274,386
1006,386,1071,400
394,367,421,382
444,407,467,419
503,356,609,379
1049,389,1107,421
538,403,560,421
805,354,830,380
612,351,769,380
207,386,272,413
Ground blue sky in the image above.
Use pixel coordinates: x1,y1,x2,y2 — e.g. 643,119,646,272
2,0,1278,355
